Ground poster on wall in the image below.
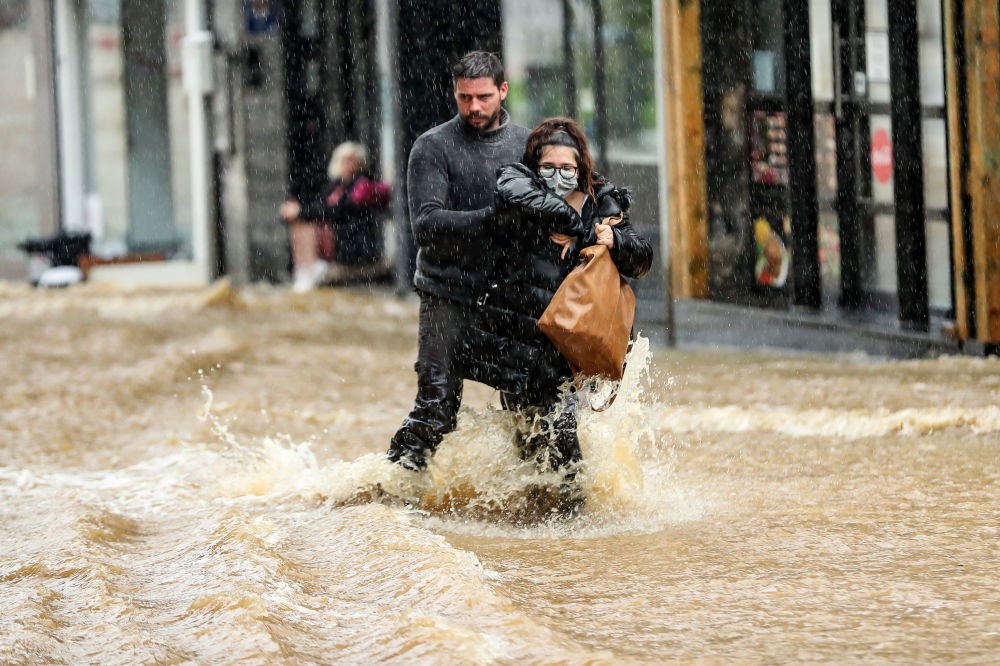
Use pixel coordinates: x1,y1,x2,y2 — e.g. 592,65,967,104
754,217,790,288
245,0,279,35
750,111,789,186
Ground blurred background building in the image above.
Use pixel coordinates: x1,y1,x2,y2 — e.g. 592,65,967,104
1,0,997,354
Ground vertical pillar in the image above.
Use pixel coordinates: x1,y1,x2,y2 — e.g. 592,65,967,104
952,0,1000,345
783,0,821,309
378,0,410,292
283,0,329,201
653,0,675,344
944,0,973,339
53,0,86,232
29,0,60,236
662,0,709,298
211,0,246,283
591,0,608,175
240,0,288,282
887,0,929,330
833,0,866,309
182,0,216,281
561,0,577,119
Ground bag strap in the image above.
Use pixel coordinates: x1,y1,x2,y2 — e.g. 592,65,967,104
567,367,613,412
585,374,619,412
571,326,635,412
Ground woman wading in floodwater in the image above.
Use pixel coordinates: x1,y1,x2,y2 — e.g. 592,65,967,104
461,117,653,517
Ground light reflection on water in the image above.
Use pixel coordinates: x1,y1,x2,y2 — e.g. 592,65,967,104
1,282,998,664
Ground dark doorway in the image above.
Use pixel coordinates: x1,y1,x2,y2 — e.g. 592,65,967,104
702,0,947,331
827,0,945,331
830,0,876,311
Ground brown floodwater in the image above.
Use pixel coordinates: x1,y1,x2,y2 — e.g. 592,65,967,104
1,281,998,664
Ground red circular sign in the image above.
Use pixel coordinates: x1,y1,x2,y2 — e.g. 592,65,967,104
871,128,893,184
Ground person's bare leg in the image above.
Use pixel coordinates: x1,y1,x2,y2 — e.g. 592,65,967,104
289,220,318,271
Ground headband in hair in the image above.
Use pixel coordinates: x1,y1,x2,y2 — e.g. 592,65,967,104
540,129,580,152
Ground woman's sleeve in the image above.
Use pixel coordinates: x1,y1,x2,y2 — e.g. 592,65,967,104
496,164,593,240
597,186,653,279
609,217,653,279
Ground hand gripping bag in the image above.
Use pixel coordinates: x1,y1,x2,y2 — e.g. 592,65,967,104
538,244,635,381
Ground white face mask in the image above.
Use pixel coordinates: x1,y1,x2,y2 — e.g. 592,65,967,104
541,171,578,197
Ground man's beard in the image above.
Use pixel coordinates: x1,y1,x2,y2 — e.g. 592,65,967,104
462,107,501,133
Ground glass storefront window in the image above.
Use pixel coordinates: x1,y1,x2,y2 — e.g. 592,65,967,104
84,0,190,256
815,113,840,293
0,0,39,271
872,213,897,293
600,2,656,155
700,0,953,317
866,0,891,104
866,0,888,33
819,211,841,287
918,0,945,107
926,221,951,310
87,0,128,252
751,0,786,96
809,0,834,102
501,0,657,156
501,0,567,128
922,118,948,211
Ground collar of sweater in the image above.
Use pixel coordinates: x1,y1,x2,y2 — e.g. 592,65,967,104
455,108,513,143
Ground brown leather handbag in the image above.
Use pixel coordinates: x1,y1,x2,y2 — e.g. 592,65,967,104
538,244,636,382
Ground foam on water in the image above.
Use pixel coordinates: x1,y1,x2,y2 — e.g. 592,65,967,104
198,335,703,539
650,402,1000,439
2,450,612,663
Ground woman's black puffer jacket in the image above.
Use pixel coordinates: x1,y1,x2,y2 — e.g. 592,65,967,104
460,163,653,403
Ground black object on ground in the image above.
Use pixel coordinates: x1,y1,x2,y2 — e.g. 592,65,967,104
17,232,92,267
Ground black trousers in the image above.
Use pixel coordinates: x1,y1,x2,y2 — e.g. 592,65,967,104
387,293,466,470
501,389,582,472
503,388,585,516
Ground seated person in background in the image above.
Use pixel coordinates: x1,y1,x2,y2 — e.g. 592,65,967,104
279,141,391,293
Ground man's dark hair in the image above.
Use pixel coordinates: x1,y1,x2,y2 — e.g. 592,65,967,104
452,51,505,88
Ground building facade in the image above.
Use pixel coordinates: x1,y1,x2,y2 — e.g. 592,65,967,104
663,0,1000,353
2,0,996,353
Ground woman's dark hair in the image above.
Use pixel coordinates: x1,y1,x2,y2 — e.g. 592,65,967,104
522,117,601,197
451,51,505,89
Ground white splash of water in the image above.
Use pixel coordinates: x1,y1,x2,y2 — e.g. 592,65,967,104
649,403,1000,439
199,336,702,536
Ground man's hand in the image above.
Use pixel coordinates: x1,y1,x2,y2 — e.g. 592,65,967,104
279,200,301,222
594,221,615,249
326,185,346,206
550,232,574,260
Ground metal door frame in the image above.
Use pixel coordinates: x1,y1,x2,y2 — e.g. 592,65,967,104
829,0,934,330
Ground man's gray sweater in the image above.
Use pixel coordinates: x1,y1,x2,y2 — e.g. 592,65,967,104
407,110,530,304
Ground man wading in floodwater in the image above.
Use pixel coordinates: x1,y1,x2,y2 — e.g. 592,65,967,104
386,51,530,472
